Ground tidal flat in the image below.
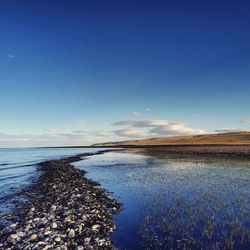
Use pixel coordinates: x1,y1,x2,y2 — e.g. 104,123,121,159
74,150,250,249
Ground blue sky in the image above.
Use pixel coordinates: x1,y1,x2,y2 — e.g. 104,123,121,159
0,0,250,146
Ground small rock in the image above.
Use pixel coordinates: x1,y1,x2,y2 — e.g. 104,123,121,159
91,224,100,231
25,224,32,230
68,229,75,238
42,246,51,250
10,223,18,229
60,246,68,250
64,217,73,225
17,231,26,238
8,234,20,244
31,234,38,241
37,241,46,246
51,205,57,211
84,237,91,244
52,222,57,229
54,236,61,243
44,230,52,235
98,239,106,246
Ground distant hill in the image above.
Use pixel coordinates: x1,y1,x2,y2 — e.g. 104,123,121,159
93,131,250,147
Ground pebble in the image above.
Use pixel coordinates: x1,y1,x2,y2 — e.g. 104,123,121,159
51,205,57,211
52,222,58,229
84,237,91,244
44,230,52,235
42,245,51,250
10,223,18,229
54,236,61,243
31,234,38,241
8,234,20,244
68,229,75,238
91,224,100,231
0,152,122,249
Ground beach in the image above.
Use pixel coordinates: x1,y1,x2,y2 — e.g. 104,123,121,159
0,150,122,249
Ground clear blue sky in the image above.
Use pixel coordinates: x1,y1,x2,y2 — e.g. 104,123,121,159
0,0,250,146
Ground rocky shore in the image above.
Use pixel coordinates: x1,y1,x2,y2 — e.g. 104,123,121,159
0,151,123,249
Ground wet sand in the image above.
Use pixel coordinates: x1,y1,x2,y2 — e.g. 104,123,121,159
0,150,123,249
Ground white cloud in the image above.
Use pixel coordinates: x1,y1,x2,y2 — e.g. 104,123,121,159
113,128,149,138
145,107,151,112
112,119,204,138
8,54,15,59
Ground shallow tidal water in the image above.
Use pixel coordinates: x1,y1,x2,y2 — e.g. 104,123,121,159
74,151,250,250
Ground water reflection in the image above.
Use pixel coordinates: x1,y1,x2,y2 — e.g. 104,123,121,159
74,152,250,249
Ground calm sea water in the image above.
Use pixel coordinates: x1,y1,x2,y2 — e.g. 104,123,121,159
0,147,100,215
74,152,250,250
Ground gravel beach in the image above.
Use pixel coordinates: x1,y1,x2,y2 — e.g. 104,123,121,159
0,151,123,249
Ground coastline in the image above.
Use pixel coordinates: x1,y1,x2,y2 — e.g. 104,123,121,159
91,145,250,159
47,145,250,158
0,150,123,249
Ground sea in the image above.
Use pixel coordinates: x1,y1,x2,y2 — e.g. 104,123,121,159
1,148,250,249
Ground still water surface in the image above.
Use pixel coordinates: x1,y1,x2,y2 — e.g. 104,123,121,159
74,151,250,250
0,148,100,215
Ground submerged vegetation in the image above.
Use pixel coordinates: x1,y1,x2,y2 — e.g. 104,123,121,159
134,156,250,249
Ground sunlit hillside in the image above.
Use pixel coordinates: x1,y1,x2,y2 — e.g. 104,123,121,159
94,132,250,146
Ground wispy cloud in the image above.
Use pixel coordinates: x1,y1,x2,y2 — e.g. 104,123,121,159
0,129,121,147
214,128,245,133
239,117,250,123
8,54,15,59
113,127,148,138
0,131,98,147
132,111,143,116
131,107,151,117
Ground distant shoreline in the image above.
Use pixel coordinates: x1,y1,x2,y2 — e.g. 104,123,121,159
122,145,250,159
41,144,250,158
